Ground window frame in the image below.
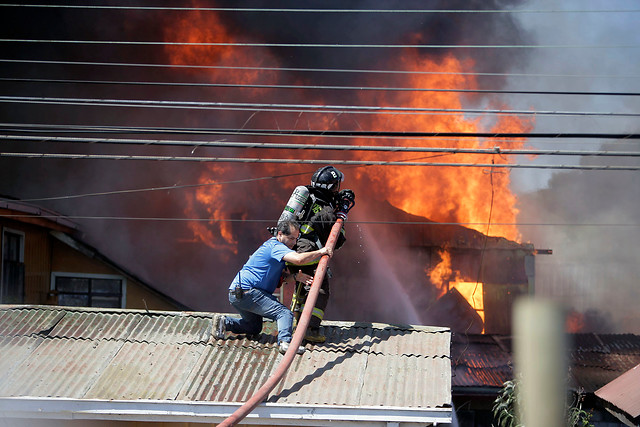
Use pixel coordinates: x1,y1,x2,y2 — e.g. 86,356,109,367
1,227,25,304
50,272,127,308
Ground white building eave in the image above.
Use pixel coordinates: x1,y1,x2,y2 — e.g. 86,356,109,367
0,397,452,426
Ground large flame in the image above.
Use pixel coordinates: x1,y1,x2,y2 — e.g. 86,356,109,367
350,53,533,242
164,8,533,318
429,248,485,331
183,164,241,255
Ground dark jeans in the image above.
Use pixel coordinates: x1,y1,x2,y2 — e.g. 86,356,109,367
226,287,294,343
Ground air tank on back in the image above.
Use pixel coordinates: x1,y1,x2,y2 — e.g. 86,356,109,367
278,185,310,225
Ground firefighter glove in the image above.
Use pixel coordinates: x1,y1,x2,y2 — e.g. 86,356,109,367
336,189,355,220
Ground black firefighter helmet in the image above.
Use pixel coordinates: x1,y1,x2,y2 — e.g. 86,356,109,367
311,165,343,192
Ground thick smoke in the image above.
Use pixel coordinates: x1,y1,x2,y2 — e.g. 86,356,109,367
1,1,545,325
518,148,640,333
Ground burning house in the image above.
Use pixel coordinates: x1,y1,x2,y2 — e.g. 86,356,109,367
325,198,536,335
0,2,541,332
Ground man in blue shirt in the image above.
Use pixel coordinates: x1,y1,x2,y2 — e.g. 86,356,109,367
215,220,332,354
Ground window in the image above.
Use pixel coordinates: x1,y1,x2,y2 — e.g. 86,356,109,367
1,229,25,304
52,274,125,308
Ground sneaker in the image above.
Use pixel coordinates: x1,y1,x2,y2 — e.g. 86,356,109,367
214,315,226,339
279,341,305,355
304,328,326,343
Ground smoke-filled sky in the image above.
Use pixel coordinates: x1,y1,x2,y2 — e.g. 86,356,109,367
1,1,638,332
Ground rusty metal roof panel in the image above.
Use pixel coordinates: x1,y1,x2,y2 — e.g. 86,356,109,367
126,312,213,344
367,326,450,357
453,365,511,388
84,341,205,400
595,363,640,418
0,307,65,337
0,337,123,398
451,334,512,389
571,333,640,353
571,351,640,372
570,365,627,393
178,341,279,403
359,354,451,407
0,305,451,411
178,341,451,408
0,336,44,386
48,310,142,340
273,350,371,406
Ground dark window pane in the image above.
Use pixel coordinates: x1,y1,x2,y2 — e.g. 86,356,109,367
3,232,22,262
56,277,89,293
58,294,89,307
91,296,121,308
92,279,121,294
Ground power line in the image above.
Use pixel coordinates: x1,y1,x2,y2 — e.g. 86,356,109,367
2,152,638,170
3,77,638,97
3,134,640,158
2,59,638,80
1,96,636,118
0,213,638,228
7,171,316,203
2,5,638,14
2,39,638,49
2,123,639,141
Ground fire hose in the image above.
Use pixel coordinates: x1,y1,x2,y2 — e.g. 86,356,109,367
217,217,344,427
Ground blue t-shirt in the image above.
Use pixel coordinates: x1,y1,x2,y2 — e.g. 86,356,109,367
229,237,294,293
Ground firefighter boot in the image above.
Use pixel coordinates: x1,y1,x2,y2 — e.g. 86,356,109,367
304,327,326,343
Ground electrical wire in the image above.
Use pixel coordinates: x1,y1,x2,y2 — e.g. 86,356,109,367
2,39,639,49
3,77,639,97
1,96,637,118
0,212,638,227
2,59,638,80
2,123,639,141
3,134,640,158
2,5,639,13
2,152,639,170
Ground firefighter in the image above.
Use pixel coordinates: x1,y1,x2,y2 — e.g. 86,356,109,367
277,165,355,343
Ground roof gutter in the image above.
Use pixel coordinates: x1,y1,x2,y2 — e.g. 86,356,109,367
0,397,452,426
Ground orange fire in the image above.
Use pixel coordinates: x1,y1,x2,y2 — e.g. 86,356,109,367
429,248,485,331
164,8,531,261
566,311,586,333
350,53,532,242
182,164,241,255
163,7,279,86
453,281,485,325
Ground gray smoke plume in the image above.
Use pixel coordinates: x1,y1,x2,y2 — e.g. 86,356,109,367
518,148,640,333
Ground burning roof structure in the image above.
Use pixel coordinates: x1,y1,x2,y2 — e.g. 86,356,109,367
328,198,535,334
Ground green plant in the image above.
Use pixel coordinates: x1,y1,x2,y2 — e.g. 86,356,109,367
492,379,522,427
491,379,593,427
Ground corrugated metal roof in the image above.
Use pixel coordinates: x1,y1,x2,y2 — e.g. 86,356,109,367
0,305,451,412
595,363,640,419
451,332,640,394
